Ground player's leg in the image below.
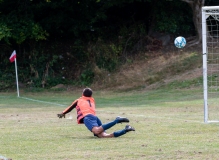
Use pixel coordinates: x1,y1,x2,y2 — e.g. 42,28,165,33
91,116,129,134
113,125,135,137
95,125,135,138
84,115,107,136
91,116,105,135
96,131,114,138
84,115,134,138
101,116,129,131
94,116,135,138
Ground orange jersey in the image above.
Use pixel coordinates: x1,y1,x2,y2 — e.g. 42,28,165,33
76,96,96,124
62,96,96,124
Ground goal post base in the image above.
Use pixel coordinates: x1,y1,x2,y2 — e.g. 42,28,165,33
205,120,219,124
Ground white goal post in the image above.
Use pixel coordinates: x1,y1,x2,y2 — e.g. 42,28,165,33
202,6,219,123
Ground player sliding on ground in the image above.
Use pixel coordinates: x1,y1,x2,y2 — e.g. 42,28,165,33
57,88,135,138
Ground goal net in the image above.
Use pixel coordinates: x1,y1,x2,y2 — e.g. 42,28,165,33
202,6,219,123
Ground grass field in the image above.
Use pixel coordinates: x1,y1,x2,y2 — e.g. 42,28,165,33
1,88,219,160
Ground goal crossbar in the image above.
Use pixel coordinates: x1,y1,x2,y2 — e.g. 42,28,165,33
202,6,219,10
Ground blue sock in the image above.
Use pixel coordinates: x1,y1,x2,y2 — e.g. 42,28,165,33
102,120,116,130
113,129,126,137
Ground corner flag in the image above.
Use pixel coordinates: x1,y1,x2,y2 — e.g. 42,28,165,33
9,50,16,63
9,50,19,97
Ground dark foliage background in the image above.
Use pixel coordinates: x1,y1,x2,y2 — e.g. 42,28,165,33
0,0,215,89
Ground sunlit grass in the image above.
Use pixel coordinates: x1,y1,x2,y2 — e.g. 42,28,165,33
1,89,219,160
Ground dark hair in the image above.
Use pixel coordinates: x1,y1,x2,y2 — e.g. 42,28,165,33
83,88,92,97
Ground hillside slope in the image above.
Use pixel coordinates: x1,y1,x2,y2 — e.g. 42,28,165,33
91,49,203,91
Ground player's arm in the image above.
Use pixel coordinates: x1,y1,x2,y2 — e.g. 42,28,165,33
57,100,78,118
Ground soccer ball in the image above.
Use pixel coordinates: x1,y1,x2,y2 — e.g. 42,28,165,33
174,36,186,48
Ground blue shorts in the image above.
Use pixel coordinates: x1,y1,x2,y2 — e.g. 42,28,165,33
83,114,102,131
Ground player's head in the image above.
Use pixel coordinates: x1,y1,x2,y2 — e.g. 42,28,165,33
82,88,92,97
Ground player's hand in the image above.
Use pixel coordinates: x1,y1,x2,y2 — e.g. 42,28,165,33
57,113,65,118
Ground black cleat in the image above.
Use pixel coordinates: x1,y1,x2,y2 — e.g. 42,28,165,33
125,125,135,132
116,116,129,123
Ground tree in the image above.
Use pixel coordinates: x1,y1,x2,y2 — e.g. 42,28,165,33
0,0,48,44
181,0,205,46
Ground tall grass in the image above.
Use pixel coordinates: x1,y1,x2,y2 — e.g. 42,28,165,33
0,88,219,160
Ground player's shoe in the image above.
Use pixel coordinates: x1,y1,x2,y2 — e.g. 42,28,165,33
125,125,135,132
116,116,129,123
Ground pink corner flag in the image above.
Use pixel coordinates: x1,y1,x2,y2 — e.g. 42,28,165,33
9,50,16,63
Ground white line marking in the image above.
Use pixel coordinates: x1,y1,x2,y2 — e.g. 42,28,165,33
19,96,65,107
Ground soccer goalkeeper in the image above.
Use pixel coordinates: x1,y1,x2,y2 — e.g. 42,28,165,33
57,88,135,138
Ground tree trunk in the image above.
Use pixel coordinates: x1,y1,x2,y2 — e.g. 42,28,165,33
181,0,205,45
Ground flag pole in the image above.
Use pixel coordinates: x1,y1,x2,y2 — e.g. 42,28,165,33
14,58,20,97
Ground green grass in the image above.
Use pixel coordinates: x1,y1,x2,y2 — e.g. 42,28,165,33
1,89,219,160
